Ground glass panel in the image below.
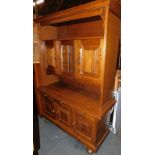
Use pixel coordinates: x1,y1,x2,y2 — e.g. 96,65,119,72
61,44,74,73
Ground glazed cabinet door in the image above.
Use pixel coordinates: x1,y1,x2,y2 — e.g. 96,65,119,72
74,39,102,86
60,40,74,74
58,104,72,127
39,41,59,86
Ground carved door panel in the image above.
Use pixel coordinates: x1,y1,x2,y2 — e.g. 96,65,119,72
75,111,95,141
58,104,72,127
43,96,57,119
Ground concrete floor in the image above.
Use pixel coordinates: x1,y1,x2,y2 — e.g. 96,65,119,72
38,117,121,155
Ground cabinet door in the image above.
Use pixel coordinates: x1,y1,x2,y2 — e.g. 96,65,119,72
43,96,57,119
40,41,59,86
74,39,102,86
75,111,95,141
58,104,72,127
60,40,74,74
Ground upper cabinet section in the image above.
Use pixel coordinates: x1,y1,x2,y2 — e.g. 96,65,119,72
35,0,120,41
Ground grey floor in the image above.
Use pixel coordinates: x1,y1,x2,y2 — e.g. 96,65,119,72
38,117,121,155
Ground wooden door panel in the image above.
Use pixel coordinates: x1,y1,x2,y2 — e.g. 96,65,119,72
42,97,57,119
58,105,72,127
75,112,95,141
74,39,102,86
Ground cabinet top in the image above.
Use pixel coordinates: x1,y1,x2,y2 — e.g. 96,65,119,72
35,0,120,26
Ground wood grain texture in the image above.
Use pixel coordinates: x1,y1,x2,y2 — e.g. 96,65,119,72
100,12,120,106
39,26,57,40
57,20,104,40
74,39,103,87
39,41,59,86
34,0,120,153
33,63,44,116
40,84,114,152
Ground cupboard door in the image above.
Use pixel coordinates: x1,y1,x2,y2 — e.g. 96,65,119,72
75,112,95,141
81,39,101,77
59,104,72,127
43,97,57,119
60,40,74,74
74,39,102,84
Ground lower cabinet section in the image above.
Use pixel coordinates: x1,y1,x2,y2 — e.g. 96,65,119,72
41,94,109,153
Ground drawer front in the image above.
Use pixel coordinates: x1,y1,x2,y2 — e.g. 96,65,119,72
42,97,58,119
75,112,95,141
58,104,72,127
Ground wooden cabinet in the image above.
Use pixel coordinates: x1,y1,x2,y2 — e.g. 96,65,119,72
35,0,120,153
